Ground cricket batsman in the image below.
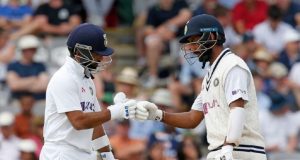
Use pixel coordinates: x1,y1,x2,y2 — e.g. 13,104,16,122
40,23,136,160
135,14,267,160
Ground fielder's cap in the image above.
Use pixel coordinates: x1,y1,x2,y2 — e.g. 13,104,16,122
0,112,14,126
67,23,114,56
18,35,39,50
268,62,288,79
151,88,173,107
116,67,139,85
253,49,273,63
179,14,225,43
18,139,37,152
283,30,300,45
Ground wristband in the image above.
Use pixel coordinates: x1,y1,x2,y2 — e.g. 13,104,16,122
226,107,245,145
107,105,120,120
92,135,110,150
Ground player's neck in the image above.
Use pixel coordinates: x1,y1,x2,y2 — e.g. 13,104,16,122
209,46,224,64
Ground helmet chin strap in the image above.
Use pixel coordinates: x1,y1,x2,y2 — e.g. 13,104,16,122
83,67,94,79
198,48,212,69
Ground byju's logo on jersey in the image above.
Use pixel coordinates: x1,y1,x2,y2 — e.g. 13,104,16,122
203,99,220,114
80,101,96,112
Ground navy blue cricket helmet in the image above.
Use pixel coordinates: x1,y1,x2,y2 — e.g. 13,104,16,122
67,23,114,74
67,23,113,56
179,14,226,65
179,14,225,44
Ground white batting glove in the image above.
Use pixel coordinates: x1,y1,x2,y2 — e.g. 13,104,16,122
215,145,234,160
107,92,136,120
99,151,115,160
136,101,163,121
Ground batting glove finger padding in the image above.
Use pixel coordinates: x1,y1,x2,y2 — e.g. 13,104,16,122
113,92,127,104
135,105,149,120
123,99,137,119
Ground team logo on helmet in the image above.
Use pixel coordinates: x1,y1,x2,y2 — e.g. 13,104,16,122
184,21,189,35
103,34,108,47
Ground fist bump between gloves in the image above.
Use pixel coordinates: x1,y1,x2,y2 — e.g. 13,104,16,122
107,92,163,121
136,101,163,121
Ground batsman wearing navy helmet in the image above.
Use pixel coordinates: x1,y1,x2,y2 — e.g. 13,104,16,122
135,14,267,160
40,23,137,160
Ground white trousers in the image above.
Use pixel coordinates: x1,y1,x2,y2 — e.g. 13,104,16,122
207,150,267,160
40,142,97,160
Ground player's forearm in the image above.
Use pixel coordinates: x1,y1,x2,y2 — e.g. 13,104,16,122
92,125,111,153
92,125,106,140
73,110,111,130
162,110,204,129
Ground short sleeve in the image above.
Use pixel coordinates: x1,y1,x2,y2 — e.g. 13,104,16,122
224,66,250,105
191,93,203,111
146,8,157,26
51,76,82,113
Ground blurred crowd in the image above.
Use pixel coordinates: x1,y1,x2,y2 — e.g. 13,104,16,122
1,0,300,160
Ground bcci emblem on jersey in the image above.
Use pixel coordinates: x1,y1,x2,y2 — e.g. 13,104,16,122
213,78,219,87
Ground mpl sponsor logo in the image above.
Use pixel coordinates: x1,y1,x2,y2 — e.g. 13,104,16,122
232,89,246,95
203,99,220,114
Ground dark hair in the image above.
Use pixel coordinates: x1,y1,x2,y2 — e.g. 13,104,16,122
268,5,282,20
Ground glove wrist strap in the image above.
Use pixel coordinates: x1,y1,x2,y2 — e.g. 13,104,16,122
100,151,115,160
155,110,163,121
92,135,110,150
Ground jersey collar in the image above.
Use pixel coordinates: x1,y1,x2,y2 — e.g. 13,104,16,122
210,48,231,69
66,56,85,78
205,48,231,91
